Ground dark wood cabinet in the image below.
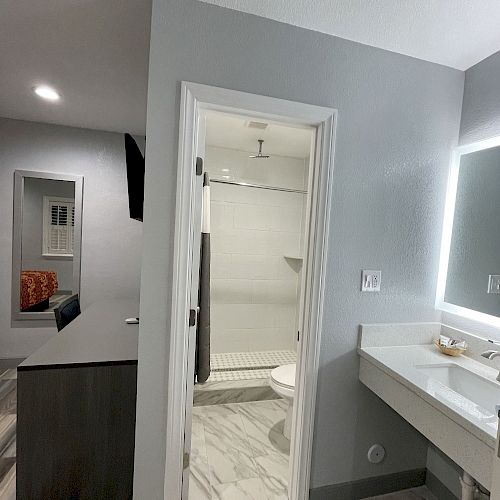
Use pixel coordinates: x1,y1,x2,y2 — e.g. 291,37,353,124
16,300,139,500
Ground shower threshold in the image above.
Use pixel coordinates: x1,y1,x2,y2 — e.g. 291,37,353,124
193,350,296,406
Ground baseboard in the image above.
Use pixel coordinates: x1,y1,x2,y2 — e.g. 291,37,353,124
426,471,459,500
309,468,426,500
0,358,25,369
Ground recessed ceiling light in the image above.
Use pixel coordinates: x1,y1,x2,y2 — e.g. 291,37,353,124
221,168,229,172
33,85,60,101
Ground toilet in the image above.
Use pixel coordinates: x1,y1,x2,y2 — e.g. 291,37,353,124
270,363,296,440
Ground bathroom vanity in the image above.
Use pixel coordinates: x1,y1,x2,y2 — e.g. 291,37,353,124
356,138,500,496
358,322,500,490
16,299,139,500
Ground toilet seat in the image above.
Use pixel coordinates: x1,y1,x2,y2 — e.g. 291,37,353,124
270,364,296,399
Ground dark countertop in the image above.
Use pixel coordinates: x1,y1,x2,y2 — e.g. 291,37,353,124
18,299,139,369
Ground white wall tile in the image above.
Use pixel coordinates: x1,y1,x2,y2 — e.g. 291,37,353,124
233,204,271,230
212,304,275,329
252,280,297,304
250,328,295,351
211,330,251,353
210,202,234,231
210,328,295,353
211,279,253,304
206,146,307,353
211,253,232,279
268,205,303,233
230,255,273,279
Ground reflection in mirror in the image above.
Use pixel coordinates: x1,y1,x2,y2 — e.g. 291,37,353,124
12,171,83,321
438,141,500,323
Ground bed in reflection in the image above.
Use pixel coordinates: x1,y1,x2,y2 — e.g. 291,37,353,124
20,270,59,312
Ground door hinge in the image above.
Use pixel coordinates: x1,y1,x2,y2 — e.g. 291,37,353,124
183,452,190,470
195,157,203,176
297,330,300,342
189,309,196,327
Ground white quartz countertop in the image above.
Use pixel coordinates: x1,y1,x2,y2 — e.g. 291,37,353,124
359,344,500,449
19,299,139,369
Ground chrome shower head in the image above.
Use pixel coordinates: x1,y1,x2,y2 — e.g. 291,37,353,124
249,139,270,159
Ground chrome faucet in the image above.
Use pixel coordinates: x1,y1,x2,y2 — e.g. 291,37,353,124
481,350,500,381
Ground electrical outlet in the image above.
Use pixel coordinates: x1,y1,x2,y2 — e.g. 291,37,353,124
488,275,500,294
361,270,381,292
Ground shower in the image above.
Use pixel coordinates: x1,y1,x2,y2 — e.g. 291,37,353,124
249,139,270,159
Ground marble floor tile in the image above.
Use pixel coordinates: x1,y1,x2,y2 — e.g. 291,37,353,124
193,403,240,420
212,477,268,500
189,400,290,500
255,452,289,500
0,378,16,499
254,452,288,486
191,414,208,460
239,400,289,458
0,370,17,381
204,415,258,485
0,458,15,485
0,464,15,500
189,456,212,500
0,387,17,415
0,381,16,414
0,434,16,459
0,415,16,453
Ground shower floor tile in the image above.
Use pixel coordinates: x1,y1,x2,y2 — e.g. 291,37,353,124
210,350,296,372
207,368,272,382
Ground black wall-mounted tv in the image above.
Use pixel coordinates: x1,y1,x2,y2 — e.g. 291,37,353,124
124,133,145,222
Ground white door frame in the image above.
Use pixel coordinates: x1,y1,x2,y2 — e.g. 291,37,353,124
165,81,337,500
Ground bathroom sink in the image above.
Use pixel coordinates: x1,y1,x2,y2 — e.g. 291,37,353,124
416,363,500,416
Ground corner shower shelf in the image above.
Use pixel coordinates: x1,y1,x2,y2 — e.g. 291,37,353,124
284,255,303,261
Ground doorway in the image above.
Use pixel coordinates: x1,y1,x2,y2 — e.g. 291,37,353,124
167,83,337,500
188,110,313,499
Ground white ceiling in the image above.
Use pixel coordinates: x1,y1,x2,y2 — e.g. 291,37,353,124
199,0,500,70
0,0,151,135
205,111,313,159
2,1,500,136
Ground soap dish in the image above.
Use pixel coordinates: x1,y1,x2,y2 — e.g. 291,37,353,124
434,340,467,357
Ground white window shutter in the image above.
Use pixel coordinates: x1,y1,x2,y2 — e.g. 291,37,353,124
43,197,75,256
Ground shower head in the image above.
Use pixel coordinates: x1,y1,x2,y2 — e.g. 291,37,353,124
249,139,270,159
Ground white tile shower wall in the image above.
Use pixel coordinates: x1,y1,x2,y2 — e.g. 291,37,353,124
206,146,307,353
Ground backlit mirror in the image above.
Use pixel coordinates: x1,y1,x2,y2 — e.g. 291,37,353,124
437,139,500,325
12,170,83,321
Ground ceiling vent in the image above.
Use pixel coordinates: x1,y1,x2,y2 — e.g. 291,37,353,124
246,121,268,130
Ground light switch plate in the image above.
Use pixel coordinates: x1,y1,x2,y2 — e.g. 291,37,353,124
361,270,381,292
488,275,500,294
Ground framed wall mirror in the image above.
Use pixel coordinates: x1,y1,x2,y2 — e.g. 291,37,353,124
12,170,83,321
437,137,500,327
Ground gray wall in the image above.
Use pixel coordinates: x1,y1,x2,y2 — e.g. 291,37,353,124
445,146,500,317
0,118,143,357
460,50,500,145
22,177,75,291
135,1,464,496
